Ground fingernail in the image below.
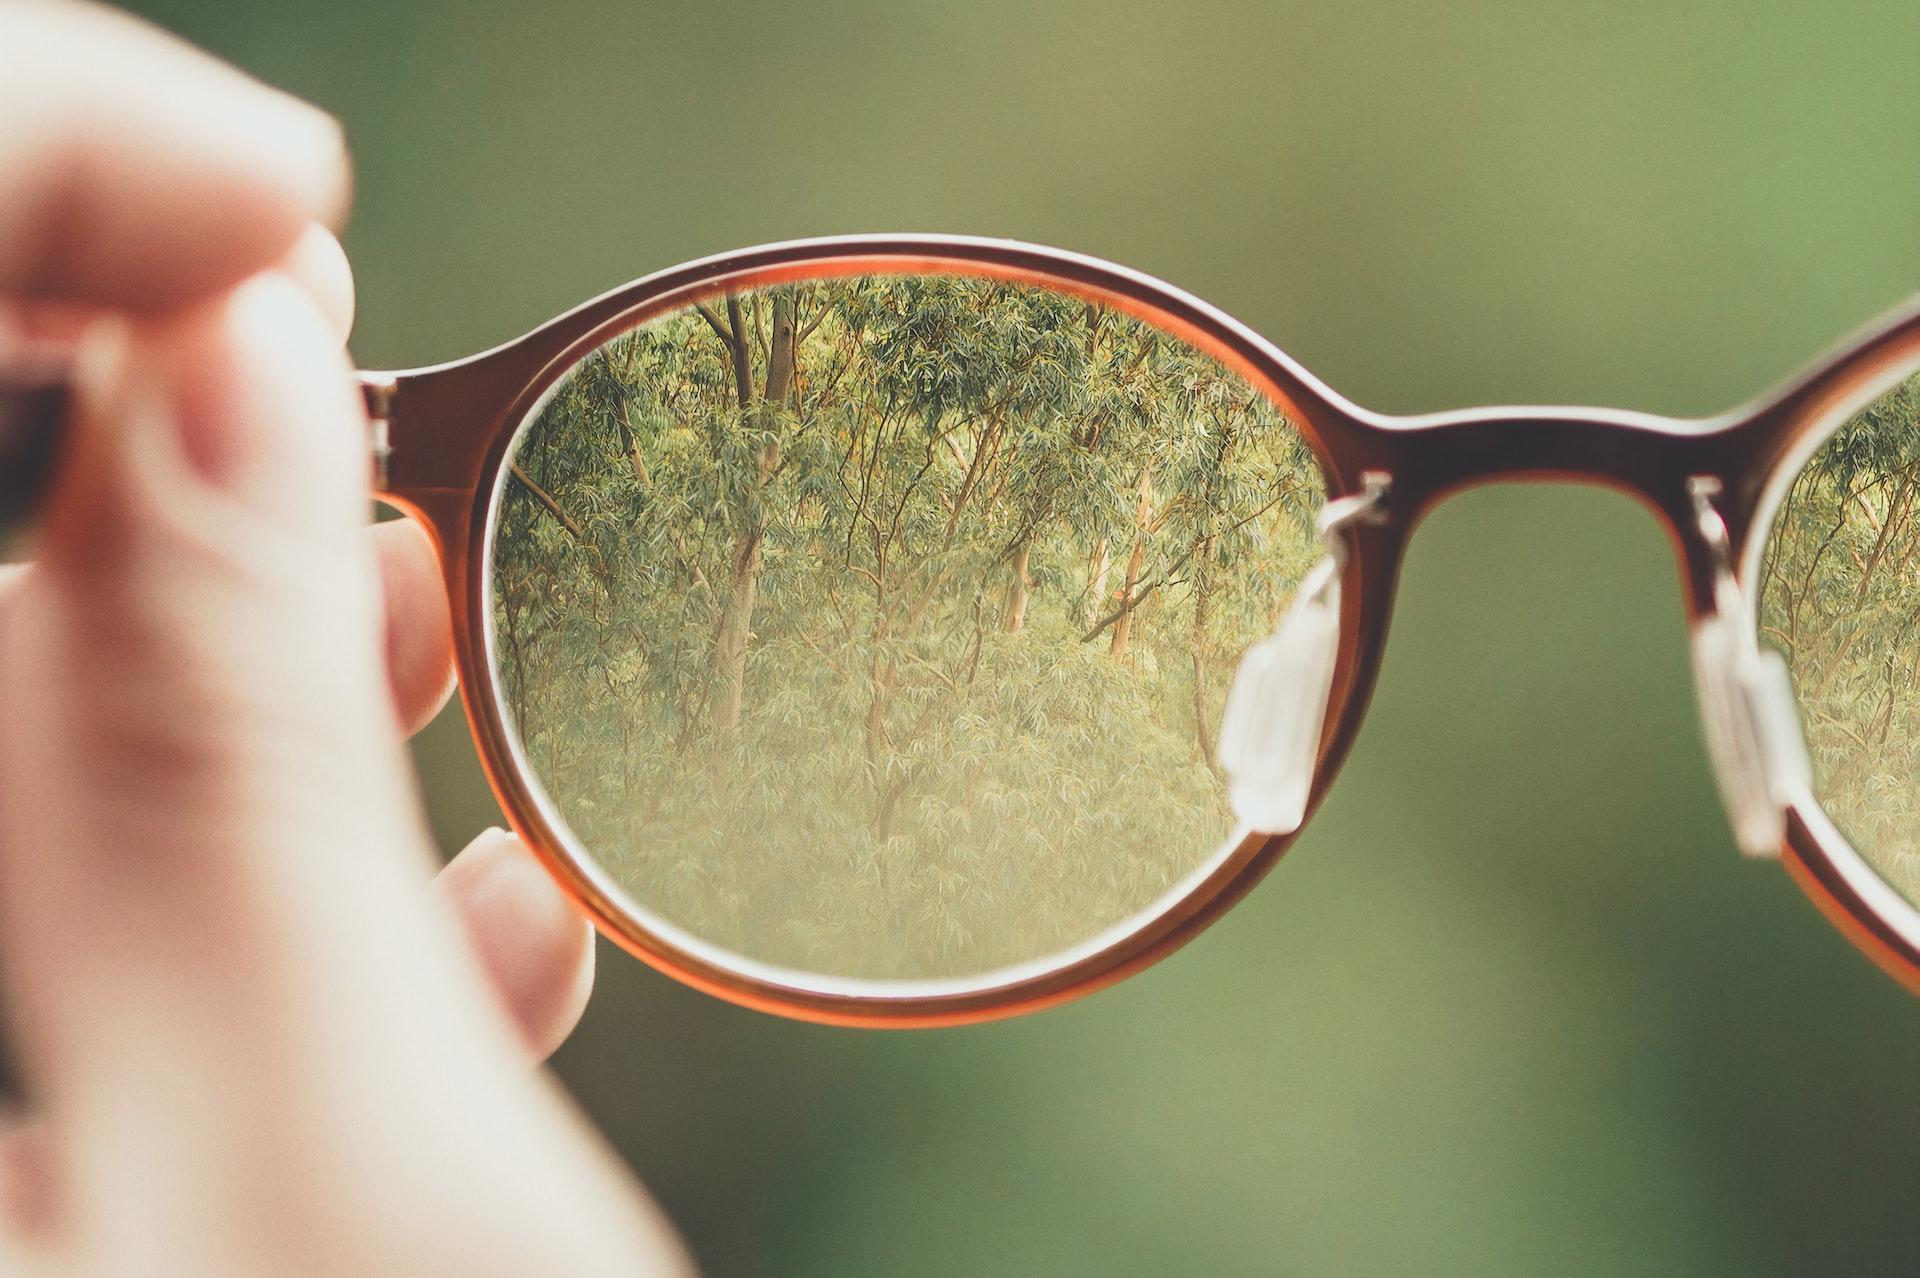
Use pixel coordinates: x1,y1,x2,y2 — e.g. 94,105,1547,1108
280,225,356,344
460,826,524,868
292,107,354,232
444,828,551,915
231,85,353,232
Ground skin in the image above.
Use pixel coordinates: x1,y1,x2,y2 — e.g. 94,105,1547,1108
0,2,691,1273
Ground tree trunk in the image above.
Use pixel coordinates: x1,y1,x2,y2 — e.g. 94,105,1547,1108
763,293,797,403
723,294,755,410
713,527,763,736
705,289,808,741
1189,422,1232,780
710,292,777,740
1190,536,1221,782
1110,467,1154,659
1002,538,1033,633
1084,537,1111,627
500,579,530,730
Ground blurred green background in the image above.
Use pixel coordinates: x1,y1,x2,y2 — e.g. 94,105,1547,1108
130,1,1920,1272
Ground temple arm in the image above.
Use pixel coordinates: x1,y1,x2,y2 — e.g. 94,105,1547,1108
0,368,395,542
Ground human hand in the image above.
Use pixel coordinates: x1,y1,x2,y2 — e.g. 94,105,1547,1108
0,3,689,1272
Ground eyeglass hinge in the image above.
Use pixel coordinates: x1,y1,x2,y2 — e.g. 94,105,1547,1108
1315,471,1391,564
359,373,397,491
1321,471,1391,529
1686,474,1733,572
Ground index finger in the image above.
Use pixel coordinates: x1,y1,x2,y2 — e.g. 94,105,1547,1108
0,1,350,311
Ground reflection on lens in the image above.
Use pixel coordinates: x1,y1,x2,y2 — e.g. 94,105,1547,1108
488,273,1327,979
1761,368,1920,906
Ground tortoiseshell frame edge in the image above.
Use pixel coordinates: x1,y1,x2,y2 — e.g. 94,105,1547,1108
367,234,1920,1026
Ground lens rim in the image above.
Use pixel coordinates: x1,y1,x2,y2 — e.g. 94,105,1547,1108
388,237,1380,1025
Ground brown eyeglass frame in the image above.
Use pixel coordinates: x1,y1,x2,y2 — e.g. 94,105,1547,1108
7,234,1920,1025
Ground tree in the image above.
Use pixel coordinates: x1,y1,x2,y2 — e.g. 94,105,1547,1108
1760,370,1920,903
492,274,1328,977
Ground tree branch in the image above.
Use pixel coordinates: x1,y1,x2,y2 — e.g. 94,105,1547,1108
1080,576,1168,642
692,301,734,349
508,461,611,585
796,296,834,344
508,460,586,543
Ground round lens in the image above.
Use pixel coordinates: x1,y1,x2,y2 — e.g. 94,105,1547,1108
1760,366,1920,906
486,271,1328,981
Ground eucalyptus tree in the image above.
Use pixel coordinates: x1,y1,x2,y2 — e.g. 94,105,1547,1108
492,275,1326,975
1761,370,1920,897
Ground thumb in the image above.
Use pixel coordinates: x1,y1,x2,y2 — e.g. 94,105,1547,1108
0,276,515,1148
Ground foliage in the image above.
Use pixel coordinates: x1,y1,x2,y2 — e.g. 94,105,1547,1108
1760,370,1920,903
491,275,1325,977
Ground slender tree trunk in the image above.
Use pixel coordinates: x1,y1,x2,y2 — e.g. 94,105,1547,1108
713,528,763,736
1858,471,1916,602
1110,467,1154,659
1084,537,1111,627
1002,538,1033,633
873,775,911,846
501,579,530,730
711,295,766,739
708,291,803,741
722,294,755,409
764,294,797,403
1189,423,1233,780
1890,517,1920,586
1190,536,1222,781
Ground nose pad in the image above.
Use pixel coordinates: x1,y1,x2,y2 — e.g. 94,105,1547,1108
1217,556,1342,834
1684,476,1814,859
1690,610,1813,858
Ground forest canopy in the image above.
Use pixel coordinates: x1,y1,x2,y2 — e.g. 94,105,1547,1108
1761,369,1920,905
491,274,1327,979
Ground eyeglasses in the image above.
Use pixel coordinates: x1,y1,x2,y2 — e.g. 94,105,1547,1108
5,236,1919,1025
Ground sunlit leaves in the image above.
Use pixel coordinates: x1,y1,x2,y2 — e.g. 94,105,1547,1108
1762,370,1920,902
491,274,1328,977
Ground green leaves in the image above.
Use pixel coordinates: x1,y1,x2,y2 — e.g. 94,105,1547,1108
1762,370,1920,903
490,273,1329,978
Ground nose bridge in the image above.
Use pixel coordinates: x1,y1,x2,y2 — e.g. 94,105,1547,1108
1383,406,1714,501
1348,405,1744,612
